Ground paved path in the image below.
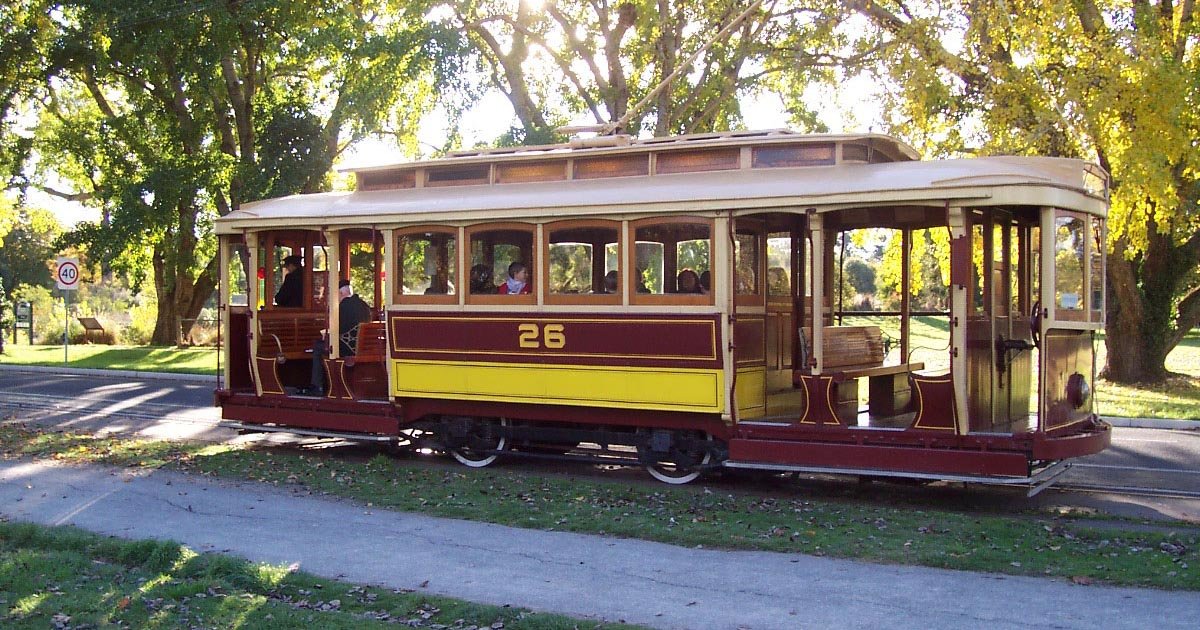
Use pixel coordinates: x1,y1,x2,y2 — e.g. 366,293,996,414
2,459,1198,630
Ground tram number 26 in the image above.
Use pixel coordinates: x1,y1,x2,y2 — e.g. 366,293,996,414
518,323,566,349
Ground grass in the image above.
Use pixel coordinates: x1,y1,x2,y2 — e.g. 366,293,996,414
0,520,636,629
0,343,217,376
1095,330,1200,420
1,424,1197,591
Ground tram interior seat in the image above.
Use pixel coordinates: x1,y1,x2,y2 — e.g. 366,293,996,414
798,325,923,420
254,311,328,394
324,321,389,400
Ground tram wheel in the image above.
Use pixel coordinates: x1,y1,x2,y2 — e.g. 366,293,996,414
640,430,713,485
449,417,509,468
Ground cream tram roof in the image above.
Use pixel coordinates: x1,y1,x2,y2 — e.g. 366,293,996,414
216,130,1108,234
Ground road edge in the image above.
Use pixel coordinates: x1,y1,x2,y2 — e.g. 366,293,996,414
0,364,215,384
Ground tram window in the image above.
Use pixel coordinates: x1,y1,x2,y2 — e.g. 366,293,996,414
632,219,711,303
734,230,761,296
397,230,457,299
1054,215,1086,315
767,233,792,298
970,221,985,313
546,223,620,301
226,242,249,307
1090,216,1105,322
468,225,535,300
347,241,378,307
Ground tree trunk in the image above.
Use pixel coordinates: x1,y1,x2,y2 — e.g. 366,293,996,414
1102,234,1184,383
149,247,180,346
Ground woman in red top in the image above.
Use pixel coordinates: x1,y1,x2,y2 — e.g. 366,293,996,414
497,261,532,294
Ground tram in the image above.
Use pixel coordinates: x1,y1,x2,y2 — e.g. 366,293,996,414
214,129,1111,491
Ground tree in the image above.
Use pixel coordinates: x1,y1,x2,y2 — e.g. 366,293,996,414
453,0,843,142
843,0,1200,383
14,1,459,344
0,202,61,299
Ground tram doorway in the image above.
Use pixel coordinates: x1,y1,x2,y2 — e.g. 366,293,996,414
964,209,1037,432
732,214,806,420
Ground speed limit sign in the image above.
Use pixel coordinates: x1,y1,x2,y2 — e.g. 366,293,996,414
56,257,80,290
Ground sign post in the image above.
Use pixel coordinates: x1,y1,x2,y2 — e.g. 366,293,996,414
56,257,80,363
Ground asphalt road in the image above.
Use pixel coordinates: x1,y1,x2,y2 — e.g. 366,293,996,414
1,366,1198,522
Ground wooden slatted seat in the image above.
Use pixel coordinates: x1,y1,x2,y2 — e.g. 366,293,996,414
346,321,387,366
326,321,389,400
257,312,327,360
821,325,886,371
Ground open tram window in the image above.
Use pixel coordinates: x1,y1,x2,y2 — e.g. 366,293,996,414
396,228,457,303
631,218,712,304
545,221,620,304
261,231,325,310
467,223,536,303
339,229,383,314
226,239,250,307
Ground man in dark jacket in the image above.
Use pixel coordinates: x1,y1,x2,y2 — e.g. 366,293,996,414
300,279,372,395
274,254,304,307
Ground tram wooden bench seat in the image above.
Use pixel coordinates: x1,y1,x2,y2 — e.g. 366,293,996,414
841,362,926,417
325,321,388,400
257,313,327,360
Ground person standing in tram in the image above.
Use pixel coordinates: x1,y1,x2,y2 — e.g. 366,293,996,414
275,254,304,307
497,262,532,294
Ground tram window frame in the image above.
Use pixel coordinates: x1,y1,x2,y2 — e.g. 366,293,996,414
543,219,622,305
466,222,537,305
340,228,384,314
766,231,794,304
1053,210,1088,322
262,229,326,311
733,224,765,307
225,236,250,307
394,227,459,305
1090,216,1105,323
629,217,714,306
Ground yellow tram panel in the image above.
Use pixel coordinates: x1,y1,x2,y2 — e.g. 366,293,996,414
392,359,725,413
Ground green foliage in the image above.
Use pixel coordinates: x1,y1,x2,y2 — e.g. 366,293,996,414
845,0,1200,380
456,1,842,138
0,203,59,300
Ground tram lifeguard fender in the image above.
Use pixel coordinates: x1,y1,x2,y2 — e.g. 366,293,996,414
1031,416,1112,460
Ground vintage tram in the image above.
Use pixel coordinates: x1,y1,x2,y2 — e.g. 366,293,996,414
214,129,1111,492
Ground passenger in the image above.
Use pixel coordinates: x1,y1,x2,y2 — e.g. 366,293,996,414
677,269,703,294
603,270,619,293
274,254,304,307
635,267,651,293
497,261,532,294
299,279,372,396
699,270,712,294
469,264,494,294
768,266,789,295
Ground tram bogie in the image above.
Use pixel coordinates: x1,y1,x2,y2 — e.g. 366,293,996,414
214,130,1111,490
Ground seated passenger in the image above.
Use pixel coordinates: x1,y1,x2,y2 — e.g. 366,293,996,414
677,269,703,294
298,279,372,396
699,270,712,294
603,270,619,293
767,266,789,295
469,264,494,294
497,261,532,294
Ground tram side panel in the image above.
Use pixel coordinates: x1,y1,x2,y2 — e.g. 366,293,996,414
387,311,727,420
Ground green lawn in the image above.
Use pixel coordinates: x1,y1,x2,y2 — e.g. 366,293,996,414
2,425,1197,591
0,520,636,629
0,344,217,376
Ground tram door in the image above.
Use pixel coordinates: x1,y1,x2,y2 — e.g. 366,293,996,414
965,210,1035,431
733,215,806,420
